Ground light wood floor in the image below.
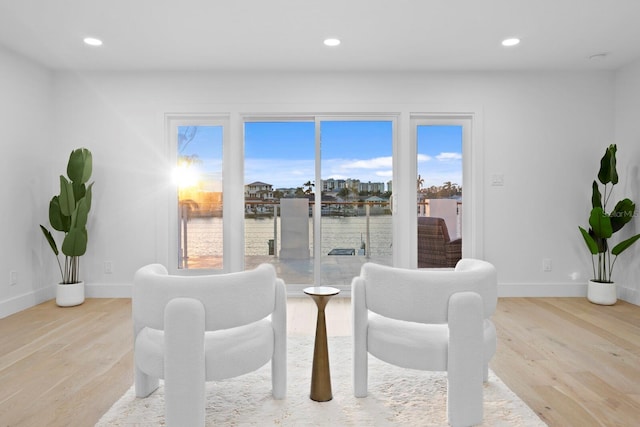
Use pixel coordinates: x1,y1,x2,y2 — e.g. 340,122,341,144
1,297,639,426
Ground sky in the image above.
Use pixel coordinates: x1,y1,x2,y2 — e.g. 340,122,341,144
416,125,463,190
245,121,395,189
178,121,462,191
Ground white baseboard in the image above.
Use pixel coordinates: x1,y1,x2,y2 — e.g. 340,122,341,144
60,281,597,299
83,282,352,299
3,281,635,318
497,282,587,297
0,286,54,319
618,286,640,305
85,282,132,298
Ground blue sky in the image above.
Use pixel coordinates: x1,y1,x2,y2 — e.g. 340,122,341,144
177,125,223,192
417,125,463,190
245,121,394,188
179,122,462,191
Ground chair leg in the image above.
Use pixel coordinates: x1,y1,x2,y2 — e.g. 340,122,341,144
134,365,159,398
165,298,206,427
272,326,287,399
353,341,368,397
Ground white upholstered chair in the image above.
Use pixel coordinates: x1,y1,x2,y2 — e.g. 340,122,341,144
352,259,497,427
133,263,287,427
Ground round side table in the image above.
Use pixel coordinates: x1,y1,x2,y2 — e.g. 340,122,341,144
303,286,340,402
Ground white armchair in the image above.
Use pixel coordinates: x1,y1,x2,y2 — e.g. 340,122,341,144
133,263,287,427
352,259,497,427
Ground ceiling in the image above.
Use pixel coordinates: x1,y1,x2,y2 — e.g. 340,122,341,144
1,0,639,72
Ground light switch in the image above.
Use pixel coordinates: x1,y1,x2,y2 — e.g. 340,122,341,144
491,174,504,186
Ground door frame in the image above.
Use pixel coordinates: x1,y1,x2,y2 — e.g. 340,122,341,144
409,114,482,267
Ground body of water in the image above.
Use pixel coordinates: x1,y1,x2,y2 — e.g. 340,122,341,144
184,215,393,258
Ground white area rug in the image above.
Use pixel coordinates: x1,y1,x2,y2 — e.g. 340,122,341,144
97,336,546,426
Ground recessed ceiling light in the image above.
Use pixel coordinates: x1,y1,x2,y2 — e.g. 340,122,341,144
83,37,103,47
323,38,341,47
501,38,520,47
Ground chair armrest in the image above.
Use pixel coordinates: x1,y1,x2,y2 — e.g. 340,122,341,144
447,291,484,425
445,238,462,268
352,276,369,397
352,276,367,338
273,278,287,336
272,278,287,399
164,297,206,426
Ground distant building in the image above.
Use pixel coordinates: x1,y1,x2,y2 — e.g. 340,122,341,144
364,196,386,206
276,187,298,197
358,181,385,194
321,178,346,192
245,181,274,200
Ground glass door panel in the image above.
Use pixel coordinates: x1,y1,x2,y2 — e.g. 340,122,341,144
319,120,393,287
175,125,224,270
416,125,463,268
244,121,315,284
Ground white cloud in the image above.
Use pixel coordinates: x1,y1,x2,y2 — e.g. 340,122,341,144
322,157,392,184
341,156,393,170
436,152,462,162
417,154,432,163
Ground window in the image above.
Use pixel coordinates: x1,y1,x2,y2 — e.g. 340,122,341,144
168,115,227,271
164,110,479,286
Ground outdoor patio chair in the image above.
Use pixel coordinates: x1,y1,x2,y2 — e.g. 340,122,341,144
417,216,462,268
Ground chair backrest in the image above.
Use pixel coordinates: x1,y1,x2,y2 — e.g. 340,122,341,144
133,263,278,332
418,216,452,243
359,259,497,324
417,217,451,268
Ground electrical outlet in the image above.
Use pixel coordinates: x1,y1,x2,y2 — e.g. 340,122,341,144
104,261,113,274
542,259,552,272
9,271,17,286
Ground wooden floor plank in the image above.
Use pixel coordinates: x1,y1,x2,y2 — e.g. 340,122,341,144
1,297,639,426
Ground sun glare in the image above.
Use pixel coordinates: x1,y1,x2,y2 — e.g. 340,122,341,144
173,164,199,189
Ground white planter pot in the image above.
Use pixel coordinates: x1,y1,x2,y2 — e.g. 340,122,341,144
587,280,617,305
56,281,85,307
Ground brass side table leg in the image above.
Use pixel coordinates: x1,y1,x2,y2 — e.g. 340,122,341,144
310,294,333,401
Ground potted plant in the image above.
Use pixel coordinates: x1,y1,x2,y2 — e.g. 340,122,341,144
578,144,640,305
40,148,94,307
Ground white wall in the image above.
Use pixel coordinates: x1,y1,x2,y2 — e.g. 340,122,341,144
614,59,640,305
48,70,614,300
0,62,623,317
0,45,54,317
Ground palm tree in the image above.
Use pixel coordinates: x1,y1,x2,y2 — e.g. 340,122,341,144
178,126,198,153
337,187,350,199
303,180,315,195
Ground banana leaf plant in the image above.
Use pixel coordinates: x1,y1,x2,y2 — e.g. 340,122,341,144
40,148,94,284
579,144,640,283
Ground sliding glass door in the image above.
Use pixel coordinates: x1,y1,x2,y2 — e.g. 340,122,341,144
244,121,316,284
319,120,393,287
244,117,395,289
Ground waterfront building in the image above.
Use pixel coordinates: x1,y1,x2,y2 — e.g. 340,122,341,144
245,181,275,199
